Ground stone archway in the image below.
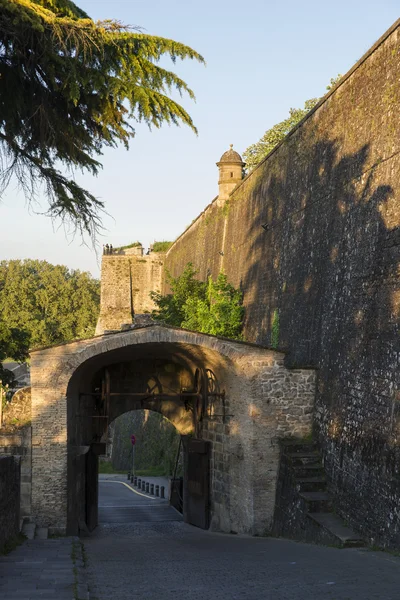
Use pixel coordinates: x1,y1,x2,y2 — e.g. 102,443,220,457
30,325,315,536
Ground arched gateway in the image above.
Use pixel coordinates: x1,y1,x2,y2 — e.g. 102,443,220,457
30,325,315,536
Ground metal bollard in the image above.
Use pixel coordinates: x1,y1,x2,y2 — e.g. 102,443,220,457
127,471,131,480
134,476,137,486
150,484,154,495
137,478,141,488
155,485,159,497
142,480,146,491
145,482,150,493
160,486,165,499
130,474,133,483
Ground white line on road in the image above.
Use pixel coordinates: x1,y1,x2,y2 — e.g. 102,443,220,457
100,480,159,499
99,504,167,508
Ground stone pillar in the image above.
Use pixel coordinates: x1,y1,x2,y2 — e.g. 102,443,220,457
31,388,68,534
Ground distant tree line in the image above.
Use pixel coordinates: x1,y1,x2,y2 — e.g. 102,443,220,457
0,259,100,385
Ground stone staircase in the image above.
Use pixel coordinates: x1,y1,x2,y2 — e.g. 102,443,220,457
274,440,364,548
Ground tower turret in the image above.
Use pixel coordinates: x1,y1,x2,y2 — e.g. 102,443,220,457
216,144,245,206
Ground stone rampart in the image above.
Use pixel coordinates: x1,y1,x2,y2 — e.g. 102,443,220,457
165,21,400,547
30,325,315,535
96,253,165,334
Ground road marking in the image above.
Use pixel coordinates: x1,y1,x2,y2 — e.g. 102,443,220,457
99,504,166,508
100,480,159,500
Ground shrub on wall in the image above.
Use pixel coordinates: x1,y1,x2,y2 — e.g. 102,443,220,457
152,241,173,253
150,263,244,340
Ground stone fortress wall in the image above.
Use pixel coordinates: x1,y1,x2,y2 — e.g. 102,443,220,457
163,21,400,548
95,245,165,334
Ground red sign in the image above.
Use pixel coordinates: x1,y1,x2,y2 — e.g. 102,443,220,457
130,434,136,446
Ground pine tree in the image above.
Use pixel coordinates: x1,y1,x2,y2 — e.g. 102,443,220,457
0,0,204,237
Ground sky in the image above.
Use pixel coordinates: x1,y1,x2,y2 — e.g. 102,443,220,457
1,0,399,277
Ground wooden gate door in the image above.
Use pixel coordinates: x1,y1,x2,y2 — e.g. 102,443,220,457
184,438,211,529
85,447,98,532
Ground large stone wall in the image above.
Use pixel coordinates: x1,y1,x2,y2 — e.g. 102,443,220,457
95,253,165,334
30,325,315,535
0,428,32,518
165,21,400,547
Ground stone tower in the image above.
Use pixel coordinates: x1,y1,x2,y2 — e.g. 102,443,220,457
216,144,245,206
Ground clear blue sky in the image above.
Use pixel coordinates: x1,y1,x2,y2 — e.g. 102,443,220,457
1,0,398,277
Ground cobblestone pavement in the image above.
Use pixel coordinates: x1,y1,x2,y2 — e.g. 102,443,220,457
0,537,86,600
83,481,400,600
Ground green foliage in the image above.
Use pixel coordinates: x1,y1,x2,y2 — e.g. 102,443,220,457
114,241,142,251
0,259,100,349
271,309,280,349
152,241,173,253
0,0,205,238
0,323,30,387
243,75,342,172
151,263,244,340
135,466,167,477
111,410,181,476
243,99,319,172
98,460,126,474
0,533,26,556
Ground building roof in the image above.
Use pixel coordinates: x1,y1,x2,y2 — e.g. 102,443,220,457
217,144,244,164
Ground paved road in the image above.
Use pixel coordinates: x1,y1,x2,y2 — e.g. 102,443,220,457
0,537,85,600
84,480,400,600
98,476,182,524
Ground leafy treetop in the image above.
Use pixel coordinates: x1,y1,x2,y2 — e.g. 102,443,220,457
0,259,100,349
150,263,244,340
114,241,142,251
152,241,173,253
0,0,205,239
0,323,30,387
243,75,342,172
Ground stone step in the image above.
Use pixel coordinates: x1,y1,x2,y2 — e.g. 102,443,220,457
21,522,36,540
307,512,364,548
288,451,321,458
293,464,325,478
296,476,327,492
35,527,49,539
299,491,333,512
289,452,321,466
282,440,318,453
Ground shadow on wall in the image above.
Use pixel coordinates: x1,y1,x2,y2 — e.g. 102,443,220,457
238,132,399,547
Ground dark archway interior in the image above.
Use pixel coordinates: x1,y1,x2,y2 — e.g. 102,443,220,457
65,342,230,534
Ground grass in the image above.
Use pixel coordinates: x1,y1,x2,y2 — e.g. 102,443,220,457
152,241,173,253
0,533,26,555
98,460,127,474
135,465,167,477
368,544,400,557
98,460,169,477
